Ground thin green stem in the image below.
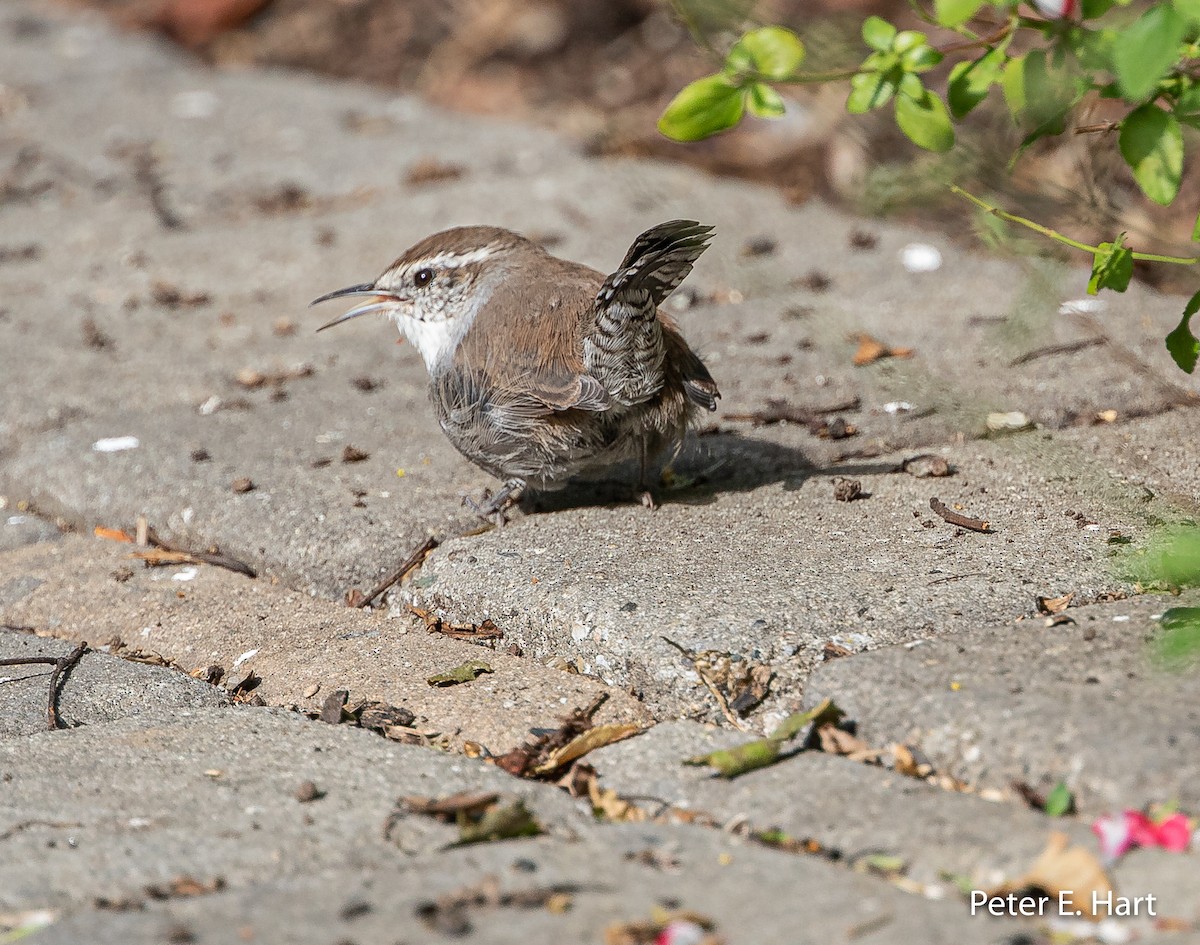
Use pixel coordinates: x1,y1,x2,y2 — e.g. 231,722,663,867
1135,251,1200,265
950,185,1199,265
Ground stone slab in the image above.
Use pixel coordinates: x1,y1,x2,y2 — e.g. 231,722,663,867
1,0,1196,612
404,429,1185,715
0,706,588,912
0,628,226,737
589,722,1200,927
804,590,1200,814
21,822,1019,945
0,536,650,753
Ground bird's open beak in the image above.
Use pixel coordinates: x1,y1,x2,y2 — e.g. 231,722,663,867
310,284,406,332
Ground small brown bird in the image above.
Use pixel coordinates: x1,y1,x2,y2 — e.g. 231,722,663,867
312,220,720,519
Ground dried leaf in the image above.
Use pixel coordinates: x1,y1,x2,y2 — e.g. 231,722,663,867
728,664,773,715
1036,592,1074,615
816,723,874,758
319,689,349,724
532,724,642,776
899,454,953,478
987,832,1111,918
891,744,931,778
852,332,914,366
145,875,225,900
605,911,721,945
588,777,648,823
355,702,416,732
94,526,134,543
453,799,542,846
402,791,500,821
426,659,493,687
855,853,907,877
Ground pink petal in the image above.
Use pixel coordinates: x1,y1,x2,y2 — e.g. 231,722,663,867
1125,810,1159,848
1032,0,1077,18
1151,814,1193,852
656,920,707,945
1092,812,1134,861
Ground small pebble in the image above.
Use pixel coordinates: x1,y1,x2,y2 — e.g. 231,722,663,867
295,781,324,803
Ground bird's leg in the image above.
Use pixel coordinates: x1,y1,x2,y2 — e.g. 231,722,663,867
636,439,658,511
462,478,526,526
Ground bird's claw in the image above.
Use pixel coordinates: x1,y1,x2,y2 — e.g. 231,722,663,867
461,479,525,526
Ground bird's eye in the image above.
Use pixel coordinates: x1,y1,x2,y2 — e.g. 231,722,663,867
413,268,434,288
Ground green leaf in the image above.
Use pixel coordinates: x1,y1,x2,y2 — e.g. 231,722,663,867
1076,26,1117,72
1119,105,1184,206
902,44,944,73
1165,291,1200,373
935,0,985,27
1152,606,1200,668
1176,81,1200,116
426,659,493,686
893,30,928,54
1081,0,1116,16
730,26,806,80
1003,50,1077,129
895,87,956,152
768,698,844,742
1087,233,1134,294
657,75,746,142
858,853,907,876
453,799,543,846
1044,782,1075,817
1174,0,1200,24
847,69,897,113
1112,5,1186,100
898,71,924,100
1193,208,1200,241
747,82,786,118
683,699,844,778
862,16,897,52
947,44,1006,118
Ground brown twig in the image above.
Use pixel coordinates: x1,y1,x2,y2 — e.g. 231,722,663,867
130,145,186,230
1073,122,1119,136
725,397,861,427
145,526,257,578
926,571,988,586
0,640,88,729
937,24,1013,55
1008,336,1105,366
355,536,439,608
929,498,992,534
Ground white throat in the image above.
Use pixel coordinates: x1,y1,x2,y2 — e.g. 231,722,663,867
395,317,458,373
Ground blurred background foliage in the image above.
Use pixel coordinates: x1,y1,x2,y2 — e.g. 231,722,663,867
67,0,1199,295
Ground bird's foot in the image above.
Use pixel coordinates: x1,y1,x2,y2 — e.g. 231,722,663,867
637,487,659,511
462,478,525,526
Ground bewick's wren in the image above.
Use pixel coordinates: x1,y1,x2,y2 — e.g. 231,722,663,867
312,220,720,519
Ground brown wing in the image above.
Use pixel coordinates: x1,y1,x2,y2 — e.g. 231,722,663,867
454,250,612,414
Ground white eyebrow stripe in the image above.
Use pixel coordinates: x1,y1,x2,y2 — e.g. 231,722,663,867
413,247,496,270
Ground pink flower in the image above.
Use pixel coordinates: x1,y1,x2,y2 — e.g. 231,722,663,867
1092,809,1194,862
1031,0,1078,18
656,920,707,945
1153,814,1193,852
1092,811,1135,862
